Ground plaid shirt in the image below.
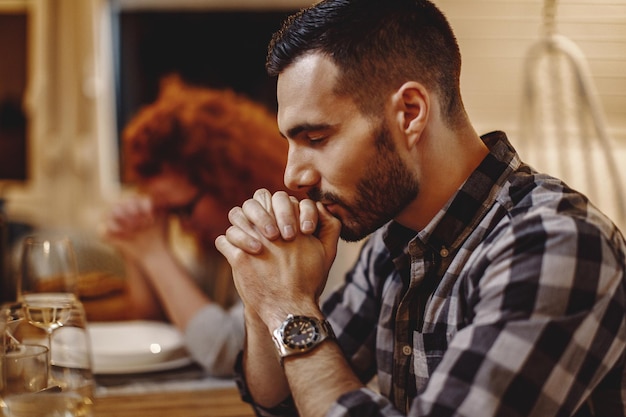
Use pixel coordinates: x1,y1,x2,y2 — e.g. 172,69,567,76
236,131,626,417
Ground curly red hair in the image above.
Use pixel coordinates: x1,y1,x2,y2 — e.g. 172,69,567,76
123,75,291,211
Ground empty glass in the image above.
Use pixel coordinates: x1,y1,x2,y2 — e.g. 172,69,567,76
18,236,79,299
1,344,49,397
1,344,50,417
0,343,87,417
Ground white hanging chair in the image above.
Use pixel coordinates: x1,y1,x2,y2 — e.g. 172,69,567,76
518,0,626,230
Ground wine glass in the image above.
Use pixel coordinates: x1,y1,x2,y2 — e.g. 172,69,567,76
16,236,95,410
17,237,78,377
18,236,79,299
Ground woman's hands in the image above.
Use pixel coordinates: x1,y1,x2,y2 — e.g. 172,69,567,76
215,189,341,330
101,195,169,261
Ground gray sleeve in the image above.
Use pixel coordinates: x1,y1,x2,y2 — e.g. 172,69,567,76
183,302,245,377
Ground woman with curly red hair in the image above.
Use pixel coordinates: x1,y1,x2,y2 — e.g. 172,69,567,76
102,75,290,376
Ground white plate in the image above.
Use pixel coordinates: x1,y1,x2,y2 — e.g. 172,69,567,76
88,321,192,374
92,355,193,375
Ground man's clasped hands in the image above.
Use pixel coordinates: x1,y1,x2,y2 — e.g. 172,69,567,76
215,188,339,331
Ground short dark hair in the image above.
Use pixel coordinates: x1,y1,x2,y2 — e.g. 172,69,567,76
267,0,465,128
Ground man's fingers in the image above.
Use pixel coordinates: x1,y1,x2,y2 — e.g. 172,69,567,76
316,201,341,260
298,199,319,234
230,189,321,242
230,201,279,241
219,226,263,255
215,234,242,261
240,198,280,240
271,191,299,240
254,188,274,212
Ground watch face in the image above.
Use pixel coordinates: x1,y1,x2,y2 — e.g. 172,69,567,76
282,316,321,350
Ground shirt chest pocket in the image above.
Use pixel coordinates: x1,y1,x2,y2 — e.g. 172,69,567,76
412,330,449,393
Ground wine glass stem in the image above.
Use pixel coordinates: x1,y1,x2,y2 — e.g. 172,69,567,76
46,329,54,385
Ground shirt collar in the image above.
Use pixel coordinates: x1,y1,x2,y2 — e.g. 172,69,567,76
383,130,520,257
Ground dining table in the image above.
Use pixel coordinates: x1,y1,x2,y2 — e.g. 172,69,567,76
92,363,255,417
94,385,254,417
77,314,255,417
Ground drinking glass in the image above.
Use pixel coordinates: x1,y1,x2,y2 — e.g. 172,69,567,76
16,236,95,415
18,236,79,298
1,344,49,416
1,344,49,397
47,306,95,415
1,343,89,417
2,391,88,417
18,237,78,358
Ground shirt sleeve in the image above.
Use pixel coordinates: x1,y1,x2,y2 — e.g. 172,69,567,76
184,301,245,376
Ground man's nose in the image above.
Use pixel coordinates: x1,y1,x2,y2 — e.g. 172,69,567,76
283,149,318,192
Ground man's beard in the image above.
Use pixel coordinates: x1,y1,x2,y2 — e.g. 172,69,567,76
308,121,419,242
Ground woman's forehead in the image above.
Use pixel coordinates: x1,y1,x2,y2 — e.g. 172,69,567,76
143,172,196,203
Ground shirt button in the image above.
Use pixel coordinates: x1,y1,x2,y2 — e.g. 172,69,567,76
440,247,449,257
402,345,412,356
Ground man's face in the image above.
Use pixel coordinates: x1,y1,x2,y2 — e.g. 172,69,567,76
277,54,419,241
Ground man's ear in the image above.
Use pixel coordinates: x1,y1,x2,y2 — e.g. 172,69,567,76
391,81,429,148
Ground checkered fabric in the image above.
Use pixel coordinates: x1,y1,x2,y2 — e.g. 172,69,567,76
238,131,626,417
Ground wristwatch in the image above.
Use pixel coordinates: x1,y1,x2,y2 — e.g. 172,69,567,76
272,314,336,365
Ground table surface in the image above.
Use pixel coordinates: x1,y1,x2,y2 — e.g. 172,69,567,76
93,386,255,417
91,364,255,417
